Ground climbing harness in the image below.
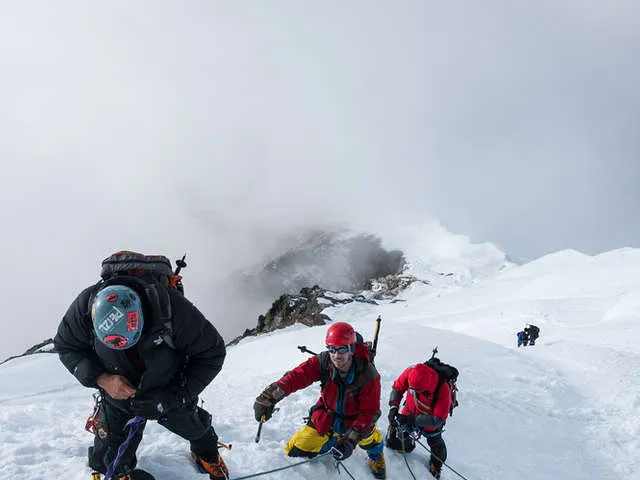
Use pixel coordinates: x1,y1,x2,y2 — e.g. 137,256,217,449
85,392,102,435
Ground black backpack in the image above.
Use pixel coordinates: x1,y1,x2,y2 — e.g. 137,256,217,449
88,251,187,349
424,349,459,416
525,324,540,338
99,251,186,293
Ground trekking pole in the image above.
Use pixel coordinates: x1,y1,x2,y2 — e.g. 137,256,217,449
297,345,317,356
371,315,382,361
255,408,279,443
430,346,438,360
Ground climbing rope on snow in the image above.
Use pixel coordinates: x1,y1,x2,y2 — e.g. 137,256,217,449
333,456,357,480
400,454,418,480
398,427,418,480
411,432,472,480
230,451,335,479
393,423,472,480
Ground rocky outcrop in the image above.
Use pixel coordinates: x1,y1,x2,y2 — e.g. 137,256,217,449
367,274,429,298
235,230,406,299
227,284,379,345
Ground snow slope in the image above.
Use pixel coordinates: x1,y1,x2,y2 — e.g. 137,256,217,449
1,242,639,480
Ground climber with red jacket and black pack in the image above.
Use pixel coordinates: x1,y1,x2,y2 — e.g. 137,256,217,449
253,322,386,479
386,350,458,479
54,252,228,480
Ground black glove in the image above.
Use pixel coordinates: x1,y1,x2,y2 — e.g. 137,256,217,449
332,436,355,460
388,405,399,424
332,428,360,460
130,385,191,420
397,414,416,429
414,413,445,430
253,383,285,422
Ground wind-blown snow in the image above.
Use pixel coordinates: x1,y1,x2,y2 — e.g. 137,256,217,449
1,240,639,479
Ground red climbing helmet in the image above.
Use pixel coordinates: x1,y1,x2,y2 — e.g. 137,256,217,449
325,322,356,346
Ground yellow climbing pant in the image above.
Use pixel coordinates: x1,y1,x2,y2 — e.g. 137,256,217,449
284,424,383,456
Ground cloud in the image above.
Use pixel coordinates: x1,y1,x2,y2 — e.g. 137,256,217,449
1,1,639,356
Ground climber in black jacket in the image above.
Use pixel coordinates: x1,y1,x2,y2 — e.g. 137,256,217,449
54,272,227,479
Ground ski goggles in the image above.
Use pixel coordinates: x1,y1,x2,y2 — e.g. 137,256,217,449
326,345,351,354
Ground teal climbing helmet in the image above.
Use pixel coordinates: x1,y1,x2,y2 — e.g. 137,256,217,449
91,284,144,349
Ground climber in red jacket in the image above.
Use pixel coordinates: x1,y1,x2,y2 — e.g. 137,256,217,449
253,322,386,479
386,362,451,479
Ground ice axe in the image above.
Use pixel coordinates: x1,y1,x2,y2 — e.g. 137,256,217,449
430,346,438,360
254,408,279,443
174,253,187,275
370,315,382,363
172,253,187,293
297,345,317,356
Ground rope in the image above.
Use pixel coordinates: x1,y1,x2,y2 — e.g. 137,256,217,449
398,427,417,480
334,459,357,479
393,421,443,479
393,422,472,480
412,434,472,480
104,416,146,480
230,451,333,480
401,455,418,480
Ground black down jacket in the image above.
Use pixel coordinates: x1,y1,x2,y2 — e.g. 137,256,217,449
54,283,226,409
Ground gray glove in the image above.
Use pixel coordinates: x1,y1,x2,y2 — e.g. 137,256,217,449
253,383,285,422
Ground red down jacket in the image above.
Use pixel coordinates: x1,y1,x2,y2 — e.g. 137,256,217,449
391,363,451,431
275,344,380,435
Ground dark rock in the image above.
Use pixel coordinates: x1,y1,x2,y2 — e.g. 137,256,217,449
226,286,383,346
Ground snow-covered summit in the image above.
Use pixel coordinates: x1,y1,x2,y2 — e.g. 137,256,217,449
378,218,512,286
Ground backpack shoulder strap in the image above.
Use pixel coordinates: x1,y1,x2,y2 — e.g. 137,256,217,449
424,358,446,411
431,374,446,411
356,360,378,387
160,320,175,350
318,351,331,387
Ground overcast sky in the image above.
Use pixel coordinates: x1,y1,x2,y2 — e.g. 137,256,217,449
1,1,638,357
